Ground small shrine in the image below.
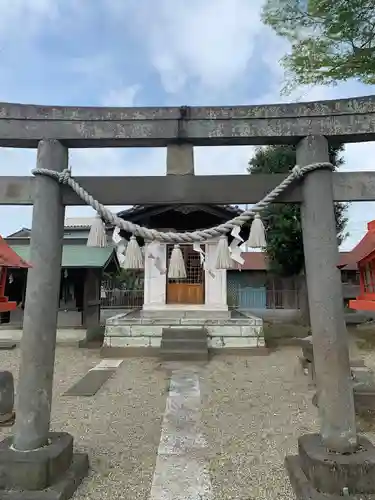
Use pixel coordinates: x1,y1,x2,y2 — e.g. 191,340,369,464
340,220,375,311
0,235,31,312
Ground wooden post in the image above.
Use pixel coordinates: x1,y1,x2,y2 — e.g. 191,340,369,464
83,268,101,332
13,140,67,451
298,135,357,453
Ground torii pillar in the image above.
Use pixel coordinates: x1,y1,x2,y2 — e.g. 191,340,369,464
0,140,88,498
286,136,375,500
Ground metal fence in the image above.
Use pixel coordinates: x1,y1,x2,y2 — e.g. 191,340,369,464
101,289,144,309
228,288,300,310
101,287,300,310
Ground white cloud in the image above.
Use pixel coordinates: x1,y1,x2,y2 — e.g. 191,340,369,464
122,0,265,93
0,0,375,254
0,0,58,40
102,85,142,107
195,146,254,175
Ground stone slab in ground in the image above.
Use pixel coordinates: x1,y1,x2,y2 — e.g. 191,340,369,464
63,370,116,396
0,341,16,350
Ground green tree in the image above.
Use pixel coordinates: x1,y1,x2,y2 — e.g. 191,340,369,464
262,0,375,92
103,269,143,290
248,144,349,276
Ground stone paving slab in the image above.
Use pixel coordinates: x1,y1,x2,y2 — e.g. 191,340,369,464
63,370,117,397
0,341,16,350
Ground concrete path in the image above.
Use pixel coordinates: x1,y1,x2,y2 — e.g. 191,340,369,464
150,363,212,500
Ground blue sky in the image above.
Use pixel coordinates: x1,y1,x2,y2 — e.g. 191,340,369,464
0,0,374,250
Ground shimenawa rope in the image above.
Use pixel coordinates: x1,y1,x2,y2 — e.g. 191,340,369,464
31,162,333,243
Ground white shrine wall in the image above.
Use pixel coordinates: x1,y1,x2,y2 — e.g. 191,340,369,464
142,239,228,312
142,242,167,310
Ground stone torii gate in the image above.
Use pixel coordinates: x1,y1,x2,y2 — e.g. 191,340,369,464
1,98,375,499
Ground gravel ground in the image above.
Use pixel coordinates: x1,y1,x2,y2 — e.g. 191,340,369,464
1,344,375,500
0,347,169,500
200,348,319,500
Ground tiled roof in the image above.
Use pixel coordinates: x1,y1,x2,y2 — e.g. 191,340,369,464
337,252,358,271
240,251,357,271
338,234,375,270
64,217,96,229
240,252,268,271
0,236,31,268
116,204,244,219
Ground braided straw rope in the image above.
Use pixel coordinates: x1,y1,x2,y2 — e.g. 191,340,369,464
32,162,333,243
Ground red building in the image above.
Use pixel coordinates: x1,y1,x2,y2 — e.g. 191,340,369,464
0,236,30,313
340,220,375,311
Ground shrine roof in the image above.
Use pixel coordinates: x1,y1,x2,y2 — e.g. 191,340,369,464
116,204,243,220
64,217,96,228
9,244,117,269
237,251,355,271
7,206,244,239
240,252,268,271
338,232,375,270
63,206,243,229
0,236,30,268
122,204,243,213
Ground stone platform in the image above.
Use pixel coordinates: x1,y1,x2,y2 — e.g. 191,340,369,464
103,309,265,352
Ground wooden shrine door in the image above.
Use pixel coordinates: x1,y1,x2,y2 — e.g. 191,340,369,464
166,244,205,304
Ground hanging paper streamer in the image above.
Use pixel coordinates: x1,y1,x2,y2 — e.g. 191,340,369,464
112,227,127,269
148,241,167,275
193,242,215,278
205,263,216,279
112,226,122,245
231,226,243,244
193,242,205,265
229,227,245,266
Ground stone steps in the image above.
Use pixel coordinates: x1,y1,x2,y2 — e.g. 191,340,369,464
160,349,209,361
160,327,208,361
161,338,208,351
162,328,208,340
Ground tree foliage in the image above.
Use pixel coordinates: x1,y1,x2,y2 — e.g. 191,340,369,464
103,269,143,290
248,144,349,276
262,0,375,92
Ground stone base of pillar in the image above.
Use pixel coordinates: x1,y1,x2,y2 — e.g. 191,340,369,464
0,411,15,427
286,433,375,499
0,432,88,499
0,371,14,427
